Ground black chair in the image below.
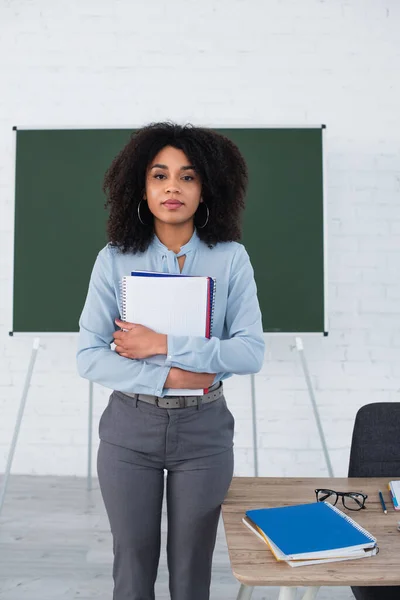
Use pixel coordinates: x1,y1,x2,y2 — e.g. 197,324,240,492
348,402,400,600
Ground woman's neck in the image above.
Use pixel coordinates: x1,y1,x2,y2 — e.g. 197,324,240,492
154,221,195,254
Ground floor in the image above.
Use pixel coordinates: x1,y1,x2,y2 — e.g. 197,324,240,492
0,475,356,600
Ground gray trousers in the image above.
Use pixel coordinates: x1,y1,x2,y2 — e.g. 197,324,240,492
97,388,234,600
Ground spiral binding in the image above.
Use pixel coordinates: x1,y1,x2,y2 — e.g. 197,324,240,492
210,277,216,337
325,502,376,543
120,277,128,322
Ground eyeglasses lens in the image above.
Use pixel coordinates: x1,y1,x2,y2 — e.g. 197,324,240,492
316,489,337,505
343,493,365,510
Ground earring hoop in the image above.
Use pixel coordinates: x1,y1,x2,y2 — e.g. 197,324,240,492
138,199,151,226
196,202,209,229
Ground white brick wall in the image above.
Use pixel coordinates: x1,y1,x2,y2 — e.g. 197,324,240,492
1,0,399,478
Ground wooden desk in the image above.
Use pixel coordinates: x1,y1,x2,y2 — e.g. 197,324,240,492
221,477,400,600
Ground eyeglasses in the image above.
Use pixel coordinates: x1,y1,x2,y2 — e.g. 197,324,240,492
315,488,367,511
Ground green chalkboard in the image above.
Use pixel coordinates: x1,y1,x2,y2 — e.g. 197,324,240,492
12,127,326,334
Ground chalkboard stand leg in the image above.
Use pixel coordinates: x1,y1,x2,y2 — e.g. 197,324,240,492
295,337,334,477
250,373,258,477
0,338,40,520
87,381,93,491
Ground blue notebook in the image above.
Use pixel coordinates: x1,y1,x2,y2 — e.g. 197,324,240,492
245,502,377,560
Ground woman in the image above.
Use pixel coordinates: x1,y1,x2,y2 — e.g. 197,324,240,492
77,122,265,600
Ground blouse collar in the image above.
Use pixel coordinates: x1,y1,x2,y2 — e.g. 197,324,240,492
151,228,201,257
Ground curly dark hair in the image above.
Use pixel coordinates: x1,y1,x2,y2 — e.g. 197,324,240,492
103,122,248,253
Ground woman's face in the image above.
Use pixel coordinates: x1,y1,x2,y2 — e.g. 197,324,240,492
144,145,202,227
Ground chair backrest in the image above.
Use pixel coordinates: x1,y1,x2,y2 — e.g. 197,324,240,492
348,402,400,477
349,404,400,599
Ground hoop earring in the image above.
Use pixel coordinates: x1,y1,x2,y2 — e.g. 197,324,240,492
137,199,151,226
196,202,209,229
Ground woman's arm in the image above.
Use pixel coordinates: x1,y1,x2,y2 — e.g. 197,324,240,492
165,368,216,390
77,247,170,396
164,244,265,375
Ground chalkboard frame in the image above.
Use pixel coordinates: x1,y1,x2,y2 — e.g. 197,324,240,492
10,124,328,336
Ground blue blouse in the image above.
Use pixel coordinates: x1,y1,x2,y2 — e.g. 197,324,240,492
76,229,265,396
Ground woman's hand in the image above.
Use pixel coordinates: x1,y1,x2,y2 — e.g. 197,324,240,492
113,319,167,360
165,368,216,390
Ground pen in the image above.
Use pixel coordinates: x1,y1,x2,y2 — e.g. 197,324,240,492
379,490,387,514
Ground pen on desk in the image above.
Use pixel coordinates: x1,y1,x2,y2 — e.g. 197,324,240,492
378,490,387,514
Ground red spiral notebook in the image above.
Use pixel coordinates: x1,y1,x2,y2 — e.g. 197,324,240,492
121,271,216,396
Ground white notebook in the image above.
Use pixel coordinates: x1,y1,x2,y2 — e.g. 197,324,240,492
120,273,215,396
